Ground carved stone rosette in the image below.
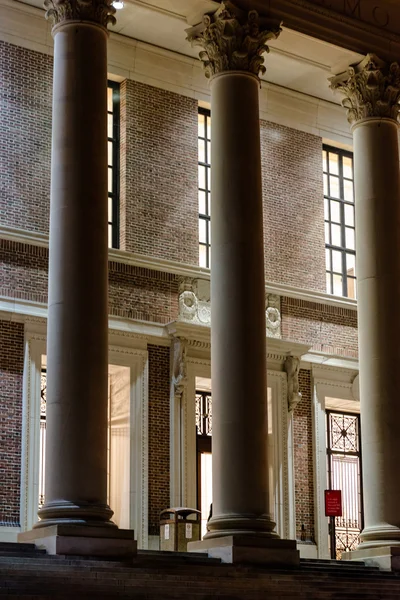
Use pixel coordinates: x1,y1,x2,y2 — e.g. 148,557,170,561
44,0,116,29
186,2,281,79
330,54,400,126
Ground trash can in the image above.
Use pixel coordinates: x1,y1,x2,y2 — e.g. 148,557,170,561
159,507,201,552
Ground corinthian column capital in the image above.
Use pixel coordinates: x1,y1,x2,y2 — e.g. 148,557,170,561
44,0,116,30
330,54,400,126
186,1,281,79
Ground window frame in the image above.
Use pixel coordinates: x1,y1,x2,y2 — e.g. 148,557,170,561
108,81,120,250
198,107,211,268
323,144,356,299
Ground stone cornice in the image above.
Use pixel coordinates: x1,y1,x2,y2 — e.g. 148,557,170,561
44,0,116,29
186,2,281,79
0,224,358,312
330,54,400,125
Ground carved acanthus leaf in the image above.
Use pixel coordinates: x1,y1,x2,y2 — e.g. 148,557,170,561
186,2,281,79
172,337,188,396
44,0,116,28
284,355,302,413
330,54,400,125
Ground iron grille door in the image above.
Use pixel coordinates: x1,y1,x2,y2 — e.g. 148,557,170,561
326,410,363,559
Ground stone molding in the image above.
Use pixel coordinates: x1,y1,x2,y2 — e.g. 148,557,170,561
186,2,281,79
330,54,400,125
44,0,116,29
0,225,357,312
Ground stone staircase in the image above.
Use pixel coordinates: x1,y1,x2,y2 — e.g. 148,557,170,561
0,543,400,599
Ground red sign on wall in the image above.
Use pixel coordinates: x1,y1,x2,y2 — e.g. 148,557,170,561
325,490,342,517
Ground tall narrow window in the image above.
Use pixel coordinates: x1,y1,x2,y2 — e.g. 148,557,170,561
107,81,120,249
198,108,211,268
323,146,356,298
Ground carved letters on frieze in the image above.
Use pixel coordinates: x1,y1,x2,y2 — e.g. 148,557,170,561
330,54,400,125
186,2,281,79
44,0,116,28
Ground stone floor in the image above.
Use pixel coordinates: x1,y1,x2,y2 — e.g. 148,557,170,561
0,543,400,599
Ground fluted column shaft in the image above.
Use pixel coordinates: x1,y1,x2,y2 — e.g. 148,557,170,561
36,4,115,527
208,70,274,537
331,55,400,549
187,3,281,540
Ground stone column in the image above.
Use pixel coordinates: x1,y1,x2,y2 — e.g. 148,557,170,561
18,0,135,557
186,3,298,565
331,55,400,569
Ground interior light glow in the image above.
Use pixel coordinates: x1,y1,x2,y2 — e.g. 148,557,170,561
113,1,124,9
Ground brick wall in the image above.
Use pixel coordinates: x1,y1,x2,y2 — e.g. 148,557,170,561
282,297,358,358
119,80,198,263
108,263,179,323
0,41,52,233
294,369,315,542
261,121,326,292
147,344,170,535
0,241,180,324
0,320,24,525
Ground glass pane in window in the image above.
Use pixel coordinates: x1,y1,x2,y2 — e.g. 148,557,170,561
107,87,113,112
206,166,211,191
346,253,356,277
199,191,206,215
347,277,356,299
108,224,113,248
330,200,341,223
329,152,339,175
198,166,206,190
208,246,211,265
324,197,329,220
208,194,211,214
207,141,211,163
332,250,342,273
344,179,354,202
343,156,353,179
323,174,328,196
207,118,211,141
325,222,330,244
330,176,340,199
198,113,205,137
323,150,327,172
108,197,113,222
198,139,205,163
326,272,332,294
199,245,207,268
108,114,113,139
108,168,113,193
208,221,211,244
345,204,354,227
108,141,113,166
199,219,207,243
325,248,331,271
333,273,343,296
346,227,355,250
331,224,341,247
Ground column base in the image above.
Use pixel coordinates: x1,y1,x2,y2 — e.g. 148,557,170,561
187,535,299,566
342,546,400,572
18,525,137,558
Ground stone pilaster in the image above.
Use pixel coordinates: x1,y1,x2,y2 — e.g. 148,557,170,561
331,54,400,569
186,3,298,565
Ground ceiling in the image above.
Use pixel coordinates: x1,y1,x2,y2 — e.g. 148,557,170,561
15,0,363,103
